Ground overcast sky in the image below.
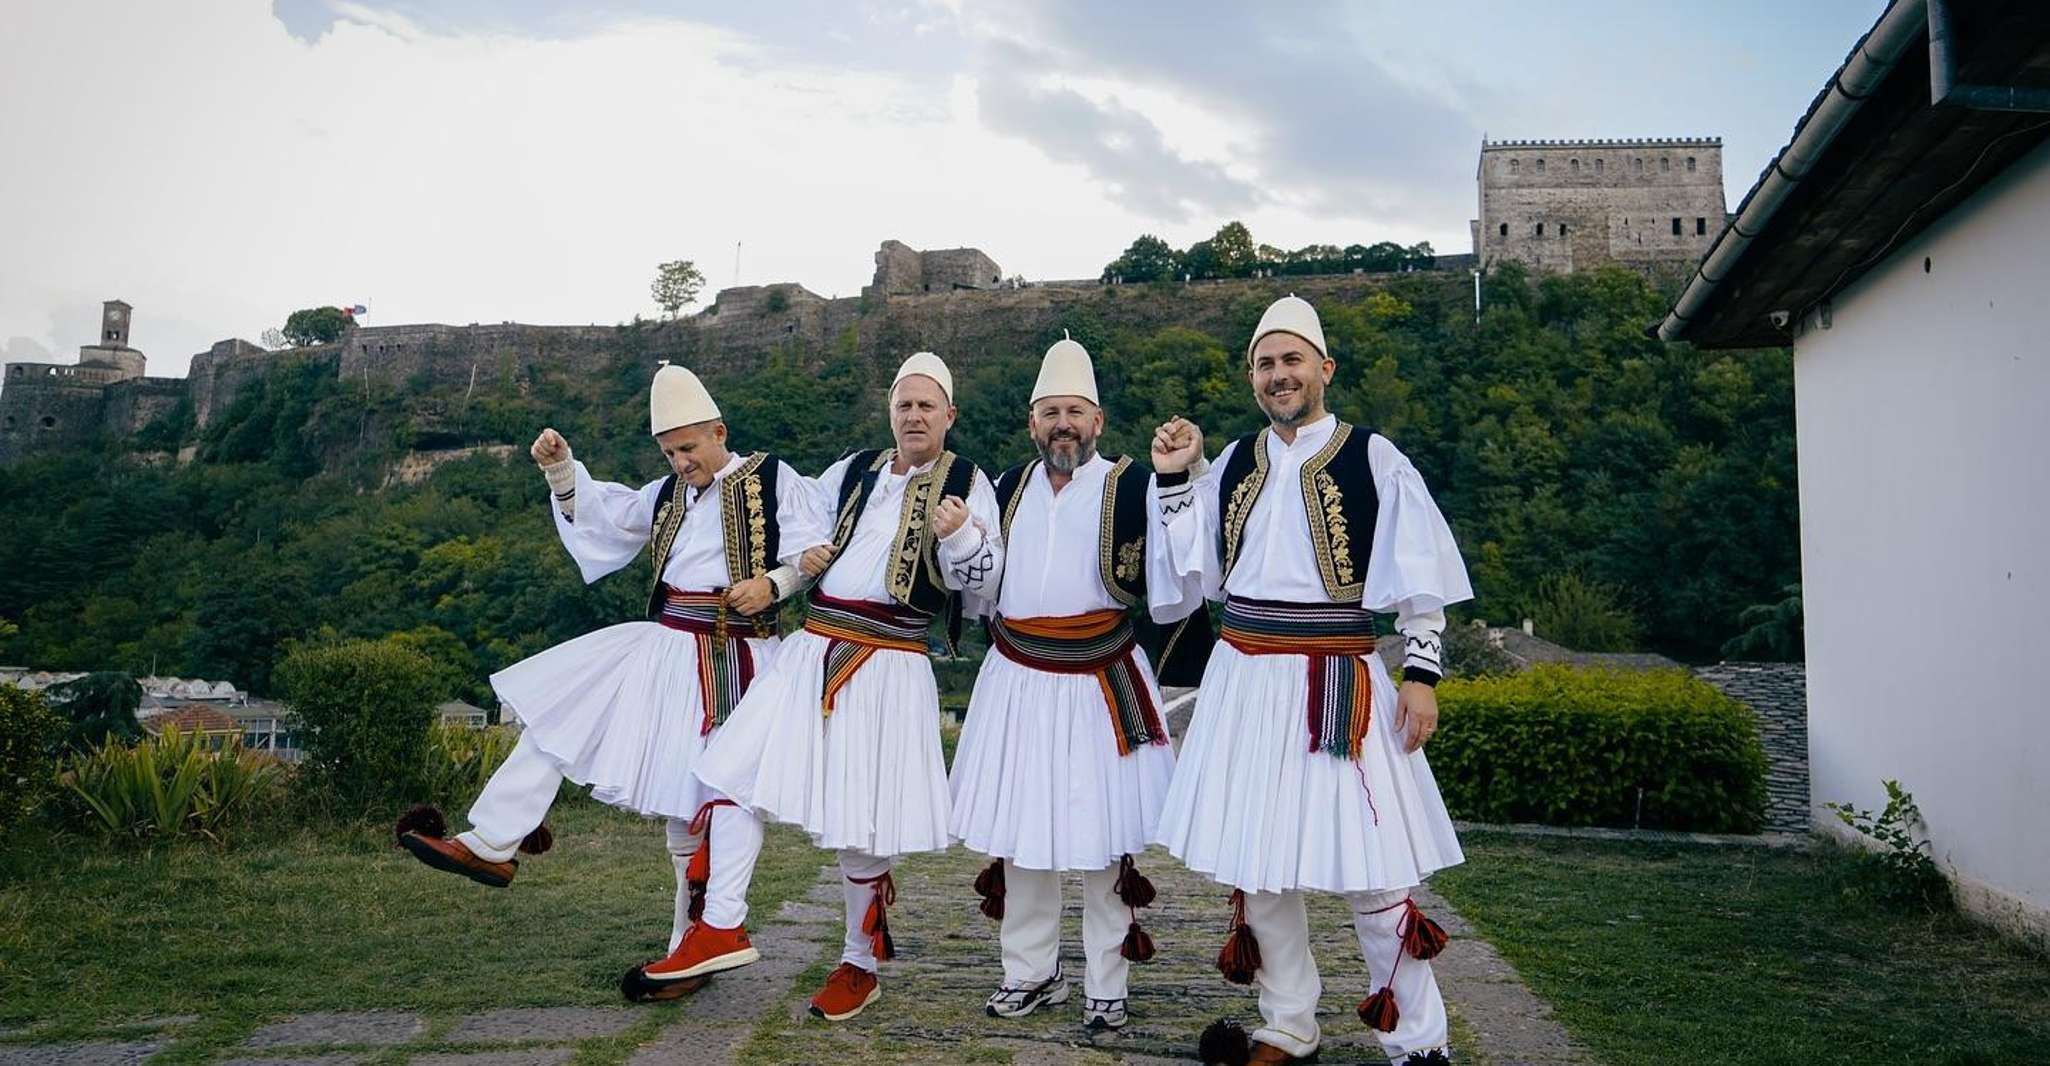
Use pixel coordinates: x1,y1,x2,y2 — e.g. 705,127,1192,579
2,0,1885,381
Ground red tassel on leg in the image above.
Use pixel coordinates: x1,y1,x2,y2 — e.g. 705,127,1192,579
1113,854,1156,909
1357,986,1400,1032
1400,899,1449,960
973,859,1005,921
855,870,898,962
682,800,728,925
1215,890,1261,985
1121,920,1156,962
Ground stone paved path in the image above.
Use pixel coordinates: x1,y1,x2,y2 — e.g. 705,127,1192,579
717,842,1595,1065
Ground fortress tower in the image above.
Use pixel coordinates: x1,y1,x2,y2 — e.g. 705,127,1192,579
1472,138,1728,274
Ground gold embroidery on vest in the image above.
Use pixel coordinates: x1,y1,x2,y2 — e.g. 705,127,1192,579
646,491,687,607
1221,429,1272,576
717,453,771,582
1098,456,1140,606
884,451,956,606
1298,422,1363,601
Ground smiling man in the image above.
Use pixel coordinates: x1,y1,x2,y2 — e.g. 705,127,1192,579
949,333,1210,1033
670,352,1005,1022
1148,295,1473,1066
396,362,827,1002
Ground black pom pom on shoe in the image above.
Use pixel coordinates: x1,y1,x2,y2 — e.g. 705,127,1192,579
518,824,554,856
1197,1018,1253,1066
394,803,446,845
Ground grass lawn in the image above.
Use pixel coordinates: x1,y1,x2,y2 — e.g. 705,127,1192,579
0,798,826,1061
1432,830,2050,1066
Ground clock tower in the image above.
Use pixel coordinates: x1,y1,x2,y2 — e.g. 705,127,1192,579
77,298,146,381
101,300,132,348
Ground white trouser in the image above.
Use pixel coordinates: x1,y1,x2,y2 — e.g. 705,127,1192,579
664,805,765,946
998,861,1131,1001
1241,886,1449,1061
459,733,558,861
837,850,896,971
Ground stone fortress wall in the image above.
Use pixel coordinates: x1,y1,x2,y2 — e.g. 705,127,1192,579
4,135,1732,468
1474,138,1728,274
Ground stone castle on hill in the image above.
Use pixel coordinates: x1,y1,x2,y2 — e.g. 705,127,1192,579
1473,137,1729,274
2,139,1727,465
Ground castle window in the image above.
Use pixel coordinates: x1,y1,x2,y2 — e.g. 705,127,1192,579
1671,217,1682,235
1661,157,1671,172
1509,159,1520,174
1696,217,1707,235
1535,158,1546,174
1634,158,1644,174
1499,222,1508,236
1687,156,1697,172
1535,222,1544,236
1570,158,1579,173
1559,223,1569,236
1595,158,1605,174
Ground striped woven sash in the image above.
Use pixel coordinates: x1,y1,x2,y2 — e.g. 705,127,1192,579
987,610,1167,756
1219,596,1378,760
656,585,776,735
802,592,930,717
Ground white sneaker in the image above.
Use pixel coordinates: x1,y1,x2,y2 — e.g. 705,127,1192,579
985,966,1070,1018
1082,996,1128,1031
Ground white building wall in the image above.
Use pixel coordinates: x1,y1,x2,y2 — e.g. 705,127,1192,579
1793,138,2050,948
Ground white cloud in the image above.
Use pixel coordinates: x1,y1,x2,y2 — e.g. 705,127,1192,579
0,0,1886,381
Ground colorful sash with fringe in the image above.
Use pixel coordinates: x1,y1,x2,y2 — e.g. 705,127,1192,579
1218,596,1378,760
802,592,930,717
655,585,775,735
987,609,1167,756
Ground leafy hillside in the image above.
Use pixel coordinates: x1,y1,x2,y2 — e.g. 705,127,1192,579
0,264,1799,699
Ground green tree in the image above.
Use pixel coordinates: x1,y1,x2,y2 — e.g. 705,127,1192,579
651,259,707,318
1722,584,1803,661
46,672,144,751
1102,234,1179,283
1209,221,1256,277
282,306,351,347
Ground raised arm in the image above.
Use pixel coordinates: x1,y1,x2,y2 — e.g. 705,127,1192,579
1146,417,1222,621
534,428,667,585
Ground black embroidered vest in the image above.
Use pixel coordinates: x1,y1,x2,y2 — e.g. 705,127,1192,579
995,456,1151,606
644,452,782,619
1216,422,1378,603
829,448,980,619
994,455,1216,686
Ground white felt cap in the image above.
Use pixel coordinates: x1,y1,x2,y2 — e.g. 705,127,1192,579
649,363,720,435
892,351,954,403
1030,330,1099,405
1246,293,1329,364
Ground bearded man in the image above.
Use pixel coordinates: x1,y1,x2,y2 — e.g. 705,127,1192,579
1149,296,1472,1066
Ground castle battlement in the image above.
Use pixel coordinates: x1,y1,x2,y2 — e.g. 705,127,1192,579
1483,137,1722,149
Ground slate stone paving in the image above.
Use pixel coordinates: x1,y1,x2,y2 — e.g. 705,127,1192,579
244,1012,427,1049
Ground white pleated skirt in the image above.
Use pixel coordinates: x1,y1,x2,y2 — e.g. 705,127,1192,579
1153,643,1463,894
489,621,777,821
694,630,952,858
948,646,1178,871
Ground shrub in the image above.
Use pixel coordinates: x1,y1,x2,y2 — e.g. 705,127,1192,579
1530,573,1640,653
1827,779,1950,909
277,638,441,810
62,727,286,844
0,686,64,833
414,722,521,809
1430,665,1766,832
